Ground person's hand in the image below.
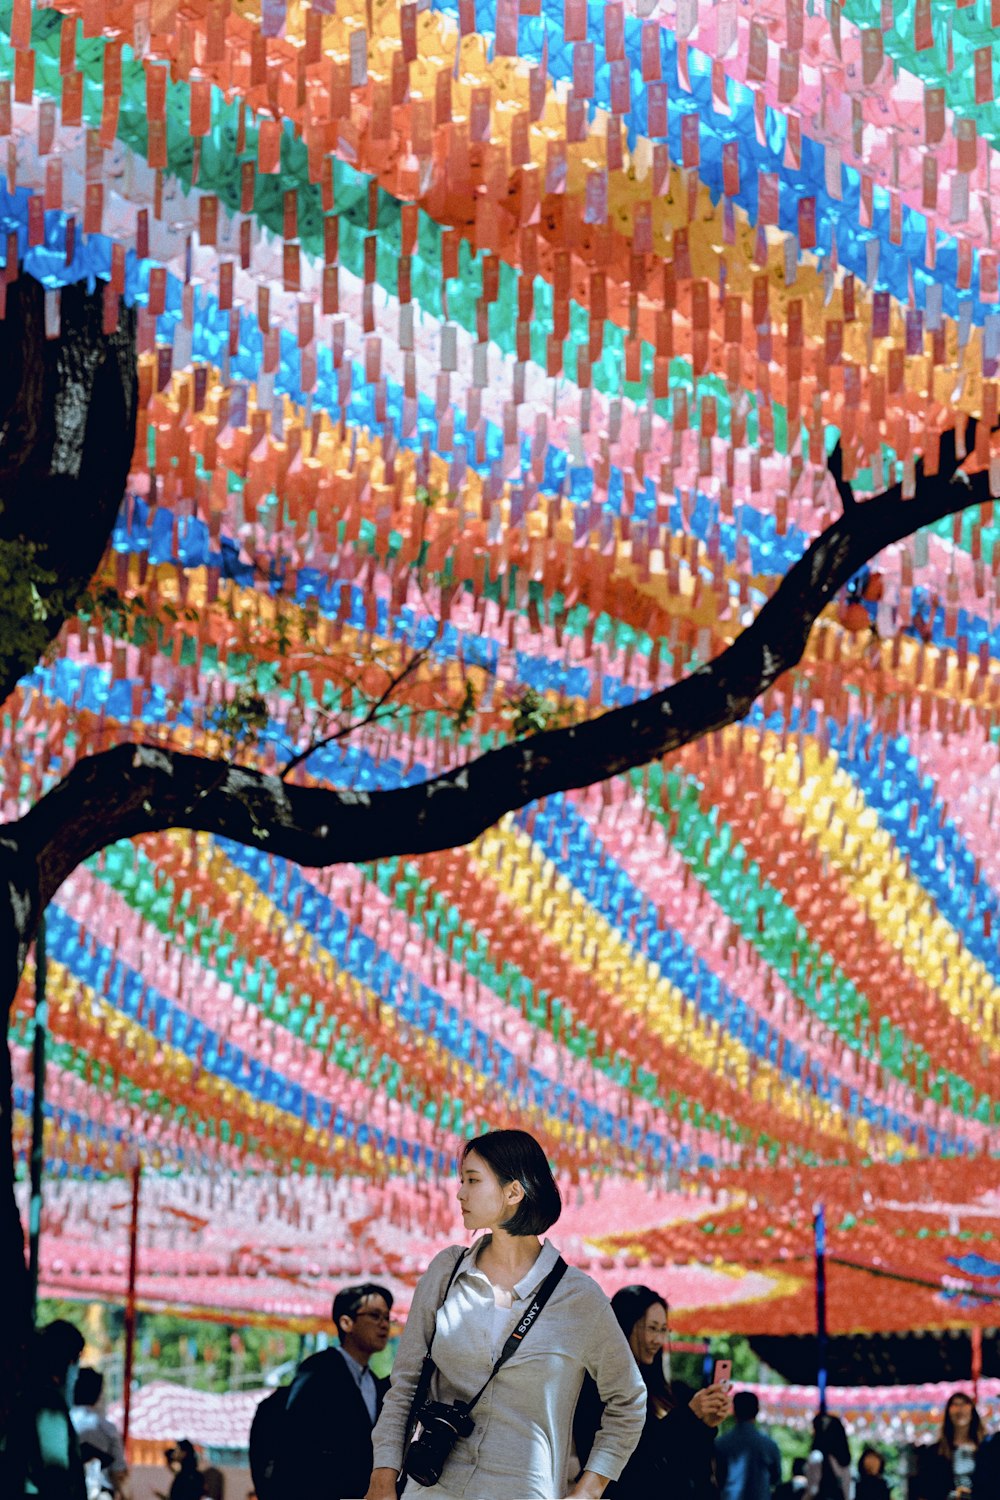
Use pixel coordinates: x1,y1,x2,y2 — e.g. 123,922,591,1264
364,1467,401,1500
689,1383,730,1428
566,1470,609,1498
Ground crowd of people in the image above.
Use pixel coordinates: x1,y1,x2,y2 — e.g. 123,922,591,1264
10,1130,1000,1500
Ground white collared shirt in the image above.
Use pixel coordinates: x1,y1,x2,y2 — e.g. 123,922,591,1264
373,1237,645,1500
338,1344,378,1425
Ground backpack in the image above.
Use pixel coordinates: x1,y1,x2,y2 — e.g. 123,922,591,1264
248,1384,291,1500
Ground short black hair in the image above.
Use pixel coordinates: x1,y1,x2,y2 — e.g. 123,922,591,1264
462,1129,562,1237
331,1282,394,1336
73,1367,104,1405
733,1391,759,1422
34,1319,85,1378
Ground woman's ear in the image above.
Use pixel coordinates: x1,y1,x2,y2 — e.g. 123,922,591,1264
505,1178,525,1206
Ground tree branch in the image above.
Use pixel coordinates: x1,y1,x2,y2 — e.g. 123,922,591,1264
4,424,992,967
279,630,443,779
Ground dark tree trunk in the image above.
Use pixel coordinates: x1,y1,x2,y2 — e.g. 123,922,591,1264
0,277,136,1457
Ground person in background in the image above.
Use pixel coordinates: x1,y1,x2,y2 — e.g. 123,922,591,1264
70,1368,127,1497
156,1439,204,1500
971,1428,1000,1498
911,1392,984,1500
855,1447,891,1500
573,1285,729,1499
21,1318,87,1500
280,1281,394,1499
714,1391,782,1500
367,1128,646,1500
805,1413,851,1500
774,1457,808,1500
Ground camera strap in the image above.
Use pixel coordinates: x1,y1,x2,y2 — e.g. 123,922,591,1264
464,1255,568,1413
399,1246,467,1491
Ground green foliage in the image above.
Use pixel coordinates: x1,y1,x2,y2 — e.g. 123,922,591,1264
505,686,579,739
0,537,63,680
36,1298,300,1394
455,678,478,732
210,686,271,754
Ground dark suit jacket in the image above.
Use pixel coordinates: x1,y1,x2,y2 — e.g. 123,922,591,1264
281,1346,389,1500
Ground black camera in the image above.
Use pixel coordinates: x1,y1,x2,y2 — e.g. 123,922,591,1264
403,1400,476,1487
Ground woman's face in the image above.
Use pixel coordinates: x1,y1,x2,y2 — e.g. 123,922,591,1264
861,1453,882,1476
948,1395,974,1431
457,1150,518,1231
628,1303,669,1367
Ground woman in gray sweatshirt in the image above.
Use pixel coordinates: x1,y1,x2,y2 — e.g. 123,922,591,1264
366,1129,646,1500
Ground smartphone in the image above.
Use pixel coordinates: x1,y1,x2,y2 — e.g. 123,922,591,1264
712,1358,732,1389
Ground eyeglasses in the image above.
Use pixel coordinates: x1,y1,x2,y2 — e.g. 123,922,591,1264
354,1311,392,1324
645,1327,669,1339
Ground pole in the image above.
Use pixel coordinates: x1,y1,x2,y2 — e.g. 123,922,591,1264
121,1152,142,1462
814,1202,828,1416
971,1325,982,1403
27,914,48,1324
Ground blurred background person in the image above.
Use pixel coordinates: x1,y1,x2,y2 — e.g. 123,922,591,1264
70,1368,127,1497
855,1446,891,1500
911,1392,983,1500
21,1318,87,1500
714,1391,781,1500
574,1284,728,1499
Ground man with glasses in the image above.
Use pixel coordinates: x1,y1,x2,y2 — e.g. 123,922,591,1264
281,1282,394,1499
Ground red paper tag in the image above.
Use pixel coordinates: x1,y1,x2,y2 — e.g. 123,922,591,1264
564,0,587,42
722,139,740,196
240,159,255,213
190,76,211,135
604,1,624,60
198,195,218,246
647,82,668,138
45,156,63,212
283,242,300,292
924,87,944,145
27,195,44,248
778,48,799,104
956,116,977,173
758,170,779,225
571,43,595,101
681,112,699,168
797,195,816,248
746,20,768,83
258,118,281,174
84,182,103,234
913,0,933,50
843,274,856,322
922,155,937,209
975,47,994,104
146,265,166,316
218,261,233,311
641,21,661,81
861,28,883,86
62,69,83,126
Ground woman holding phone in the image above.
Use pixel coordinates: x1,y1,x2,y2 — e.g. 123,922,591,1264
366,1129,646,1500
573,1285,729,1499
